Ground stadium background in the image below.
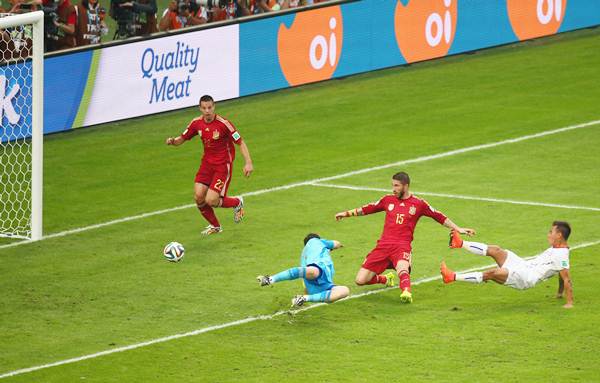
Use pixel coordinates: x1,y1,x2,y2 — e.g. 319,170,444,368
32,0,600,135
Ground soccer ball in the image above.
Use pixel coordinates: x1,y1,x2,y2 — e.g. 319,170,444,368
163,242,185,262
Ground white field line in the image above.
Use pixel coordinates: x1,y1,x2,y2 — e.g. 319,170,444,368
311,183,600,212
2,239,598,379
1,120,598,251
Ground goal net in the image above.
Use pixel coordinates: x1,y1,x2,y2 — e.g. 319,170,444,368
0,11,43,241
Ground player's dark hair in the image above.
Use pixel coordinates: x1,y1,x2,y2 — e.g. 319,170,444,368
392,171,410,185
553,221,571,240
199,95,214,104
304,233,320,246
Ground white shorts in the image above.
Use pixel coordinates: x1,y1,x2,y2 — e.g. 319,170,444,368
501,250,539,290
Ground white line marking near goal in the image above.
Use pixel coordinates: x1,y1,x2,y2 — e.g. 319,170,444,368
1,239,598,379
310,183,600,212
0,119,598,252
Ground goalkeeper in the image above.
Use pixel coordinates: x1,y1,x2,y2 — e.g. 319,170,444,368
257,233,359,308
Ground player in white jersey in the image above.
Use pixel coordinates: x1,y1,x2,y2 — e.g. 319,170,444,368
440,221,574,308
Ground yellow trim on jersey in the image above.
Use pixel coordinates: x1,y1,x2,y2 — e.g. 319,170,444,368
216,115,237,133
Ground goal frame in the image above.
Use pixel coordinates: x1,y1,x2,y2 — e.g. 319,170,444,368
0,11,43,240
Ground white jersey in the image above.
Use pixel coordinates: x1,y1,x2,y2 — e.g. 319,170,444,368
526,247,570,283
503,247,569,290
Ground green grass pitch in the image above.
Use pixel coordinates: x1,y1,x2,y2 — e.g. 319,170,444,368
1,28,600,381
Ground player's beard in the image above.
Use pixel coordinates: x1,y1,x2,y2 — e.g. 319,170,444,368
396,187,408,199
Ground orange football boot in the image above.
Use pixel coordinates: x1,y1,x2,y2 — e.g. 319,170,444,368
449,230,464,249
440,261,456,284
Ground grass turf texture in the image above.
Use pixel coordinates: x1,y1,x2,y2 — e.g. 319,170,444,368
1,28,599,381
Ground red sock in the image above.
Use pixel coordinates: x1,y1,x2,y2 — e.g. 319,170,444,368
198,204,220,227
367,275,387,285
220,196,240,208
398,270,411,291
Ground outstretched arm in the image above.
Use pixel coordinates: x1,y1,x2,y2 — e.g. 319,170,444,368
323,239,343,252
166,136,185,146
443,218,476,236
336,199,384,221
335,208,364,221
559,269,573,308
420,201,475,236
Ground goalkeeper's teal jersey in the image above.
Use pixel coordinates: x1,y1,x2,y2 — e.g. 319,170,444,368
301,238,335,292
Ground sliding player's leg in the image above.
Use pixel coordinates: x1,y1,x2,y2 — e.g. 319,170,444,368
292,285,351,307
441,261,509,285
355,245,397,287
395,259,412,303
450,231,508,267
257,266,320,286
292,286,350,307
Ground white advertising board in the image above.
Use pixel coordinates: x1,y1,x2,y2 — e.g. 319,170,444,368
84,25,239,126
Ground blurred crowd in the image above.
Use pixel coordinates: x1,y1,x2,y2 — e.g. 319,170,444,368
0,0,331,53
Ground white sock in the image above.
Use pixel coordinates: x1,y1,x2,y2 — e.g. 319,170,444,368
455,272,483,283
462,241,488,256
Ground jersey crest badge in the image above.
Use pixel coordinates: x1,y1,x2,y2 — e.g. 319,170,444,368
388,204,395,211
409,205,416,215
212,130,220,140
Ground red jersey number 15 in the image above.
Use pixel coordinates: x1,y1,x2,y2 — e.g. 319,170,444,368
396,213,404,225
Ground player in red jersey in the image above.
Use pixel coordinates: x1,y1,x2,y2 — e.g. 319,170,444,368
335,172,475,303
166,95,253,235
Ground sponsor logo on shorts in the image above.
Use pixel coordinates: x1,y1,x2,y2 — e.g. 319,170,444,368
394,0,457,63
277,6,343,86
506,0,567,41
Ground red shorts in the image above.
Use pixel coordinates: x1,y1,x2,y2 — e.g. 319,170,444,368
362,243,412,274
195,162,233,197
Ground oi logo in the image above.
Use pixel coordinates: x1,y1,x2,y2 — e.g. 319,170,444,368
277,6,343,86
394,0,457,64
0,75,21,125
507,0,567,41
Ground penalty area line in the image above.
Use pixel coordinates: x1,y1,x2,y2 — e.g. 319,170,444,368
1,239,599,379
310,183,600,212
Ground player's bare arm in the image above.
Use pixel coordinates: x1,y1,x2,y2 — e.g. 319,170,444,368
335,208,364,221
238,139,253,177
165,136,185,146
442,217,475,236
556,276,564,298
331,240,343,250
559,268,573,308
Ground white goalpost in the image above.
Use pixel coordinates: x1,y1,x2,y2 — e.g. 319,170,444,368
0,11,43,241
